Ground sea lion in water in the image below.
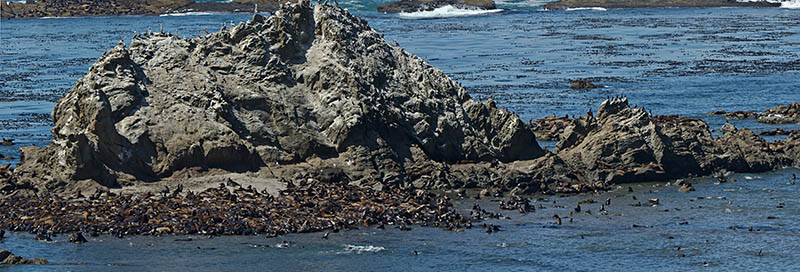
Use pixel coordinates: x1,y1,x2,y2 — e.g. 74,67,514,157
69,232,88,243
716,171,728,184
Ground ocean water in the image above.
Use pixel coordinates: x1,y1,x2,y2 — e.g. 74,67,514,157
1,1,800,270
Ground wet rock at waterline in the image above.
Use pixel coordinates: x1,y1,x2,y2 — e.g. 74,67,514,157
0,250,48,265
10,1,543,196
569,79,602,89
758,102,800,125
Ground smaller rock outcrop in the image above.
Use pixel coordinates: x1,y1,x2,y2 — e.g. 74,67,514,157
377,0,496,14
530,115,572,142
569,79,602,89
0,250,48,265
785,134,800,167
709,110,759,120
758,102,800,124
551,97,793,186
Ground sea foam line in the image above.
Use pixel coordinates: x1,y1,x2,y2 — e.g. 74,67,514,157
737,0,800,9
565,7,608,11
397,5,503,19
160,12,218,17
337,244,386,254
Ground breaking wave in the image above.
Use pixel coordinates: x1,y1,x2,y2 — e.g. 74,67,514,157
737,0,800,9
565,7,608,11
338,244,386,254
160,12,219,17
397,5,503,19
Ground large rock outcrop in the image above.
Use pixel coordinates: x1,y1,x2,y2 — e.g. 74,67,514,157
12,1,543,195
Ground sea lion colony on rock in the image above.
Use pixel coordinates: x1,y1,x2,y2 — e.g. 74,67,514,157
0,178,473,237
1,1,800,239
710,102,800,125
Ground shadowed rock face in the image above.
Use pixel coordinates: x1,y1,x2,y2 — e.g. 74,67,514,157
12,1,543,194
377,0,496,14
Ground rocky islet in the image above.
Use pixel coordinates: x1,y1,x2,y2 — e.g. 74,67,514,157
0,1,799,241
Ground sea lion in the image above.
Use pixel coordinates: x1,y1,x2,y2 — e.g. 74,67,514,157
69,232,88,243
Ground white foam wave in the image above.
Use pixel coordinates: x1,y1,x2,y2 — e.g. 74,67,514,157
397,5,503,19
780,0,800,8
565,7,607,11
737,0,800,9
160,12,218,17
338,244,386,254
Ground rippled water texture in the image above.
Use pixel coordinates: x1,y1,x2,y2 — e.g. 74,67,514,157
1,2,799,271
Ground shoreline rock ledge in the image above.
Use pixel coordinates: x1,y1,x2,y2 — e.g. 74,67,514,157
9,0,543,196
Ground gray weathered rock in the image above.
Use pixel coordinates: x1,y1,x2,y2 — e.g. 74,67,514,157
552,97,792,186
784,133,800,167
555,97,679,184
757,102,800,124
0,250,48,265
12,1,543,195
